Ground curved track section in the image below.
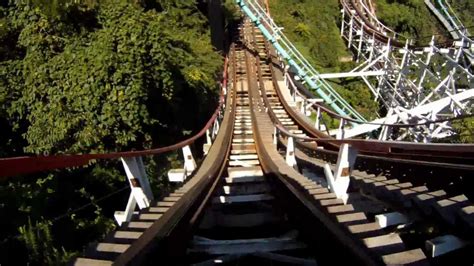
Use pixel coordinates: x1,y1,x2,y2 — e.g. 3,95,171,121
337,0,473,141
244,15,474,264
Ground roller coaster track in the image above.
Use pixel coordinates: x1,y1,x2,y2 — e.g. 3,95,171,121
1,1,474,266
335,0,474,141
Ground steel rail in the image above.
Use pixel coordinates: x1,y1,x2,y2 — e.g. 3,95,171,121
257,30,474,163
245,34,381,265
112,47,238,265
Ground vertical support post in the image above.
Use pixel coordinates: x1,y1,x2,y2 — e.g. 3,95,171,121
203,129,212,155
378,108,396,140
323,144,358,204
206,129,212,144
395,40,410,91
212,120,220,139
300,99,306,115
348,15,354,48
286,137,297,169
417,37,435,91
183,145,197,176
368,35,375,62
115,156,154,225
340,9,345,37
122,157,154,208
357,22,364,62
315,106,321,130
336,118,345,139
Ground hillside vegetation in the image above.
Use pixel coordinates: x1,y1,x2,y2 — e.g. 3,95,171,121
374,0,449,44
444,0,474,29
268,0,379,119
0,1,221,264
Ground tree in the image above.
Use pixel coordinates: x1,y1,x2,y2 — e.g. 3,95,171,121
0,1,222,264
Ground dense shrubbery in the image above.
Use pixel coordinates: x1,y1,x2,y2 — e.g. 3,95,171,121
373,0,449,44
0,1,221,264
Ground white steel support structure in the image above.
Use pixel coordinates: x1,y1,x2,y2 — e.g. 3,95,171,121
324,144,358,204
115,156,154,225
335,0,473,141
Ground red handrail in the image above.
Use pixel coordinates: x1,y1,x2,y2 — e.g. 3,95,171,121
0,57,229,179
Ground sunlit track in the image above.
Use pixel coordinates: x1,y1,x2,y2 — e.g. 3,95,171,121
184,31,316,264
242,11,474,264
0,2,473,266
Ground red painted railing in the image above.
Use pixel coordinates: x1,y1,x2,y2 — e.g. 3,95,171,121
0,57,229,179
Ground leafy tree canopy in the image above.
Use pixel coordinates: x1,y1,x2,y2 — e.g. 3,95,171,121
0,1,222,264
1,0,221,155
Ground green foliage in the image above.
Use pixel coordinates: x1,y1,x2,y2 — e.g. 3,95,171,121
18,218,77,264
269,0,351,71
268,0,379,119
223,0,241,25
0,0,222,264
446,0,474,28
451,116,474,143
373,0,449,44
1,2,221,155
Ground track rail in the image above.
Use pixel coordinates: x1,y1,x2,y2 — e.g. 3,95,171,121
2,3,472,265
242,13,474,264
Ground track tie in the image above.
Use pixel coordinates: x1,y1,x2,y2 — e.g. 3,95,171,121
434,194,471,225
229,159,260,167
304,184,321,190
225,176,265,183
362,234,405,255
308,188,329,194
347,222,383,238
381,249,427,265
313,192,337,200
189,234,306,255
71,258,113,266
413,190,447,214
156,201,175,207
459,206,474,234
230,154,258,160
336,212,367,224
113,231,142,239
169,192,184,197
148,207,169,213
212,193,274,204
88,243,130,259
326,204,355,214
228,166,264,178
163,196,180,202
138,213,162,220
123,221,153,230
397,186,428,200
319,198,345,206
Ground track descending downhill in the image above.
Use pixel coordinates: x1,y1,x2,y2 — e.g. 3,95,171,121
1,1,474,266
241,7,474,264
184,30,317,264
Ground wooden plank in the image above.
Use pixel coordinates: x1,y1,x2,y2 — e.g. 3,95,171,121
213,194,273,204
189,236,306,255
382,249,427,265
72,258,113,266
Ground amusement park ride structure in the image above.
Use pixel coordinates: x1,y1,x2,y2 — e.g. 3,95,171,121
237,0,473,142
